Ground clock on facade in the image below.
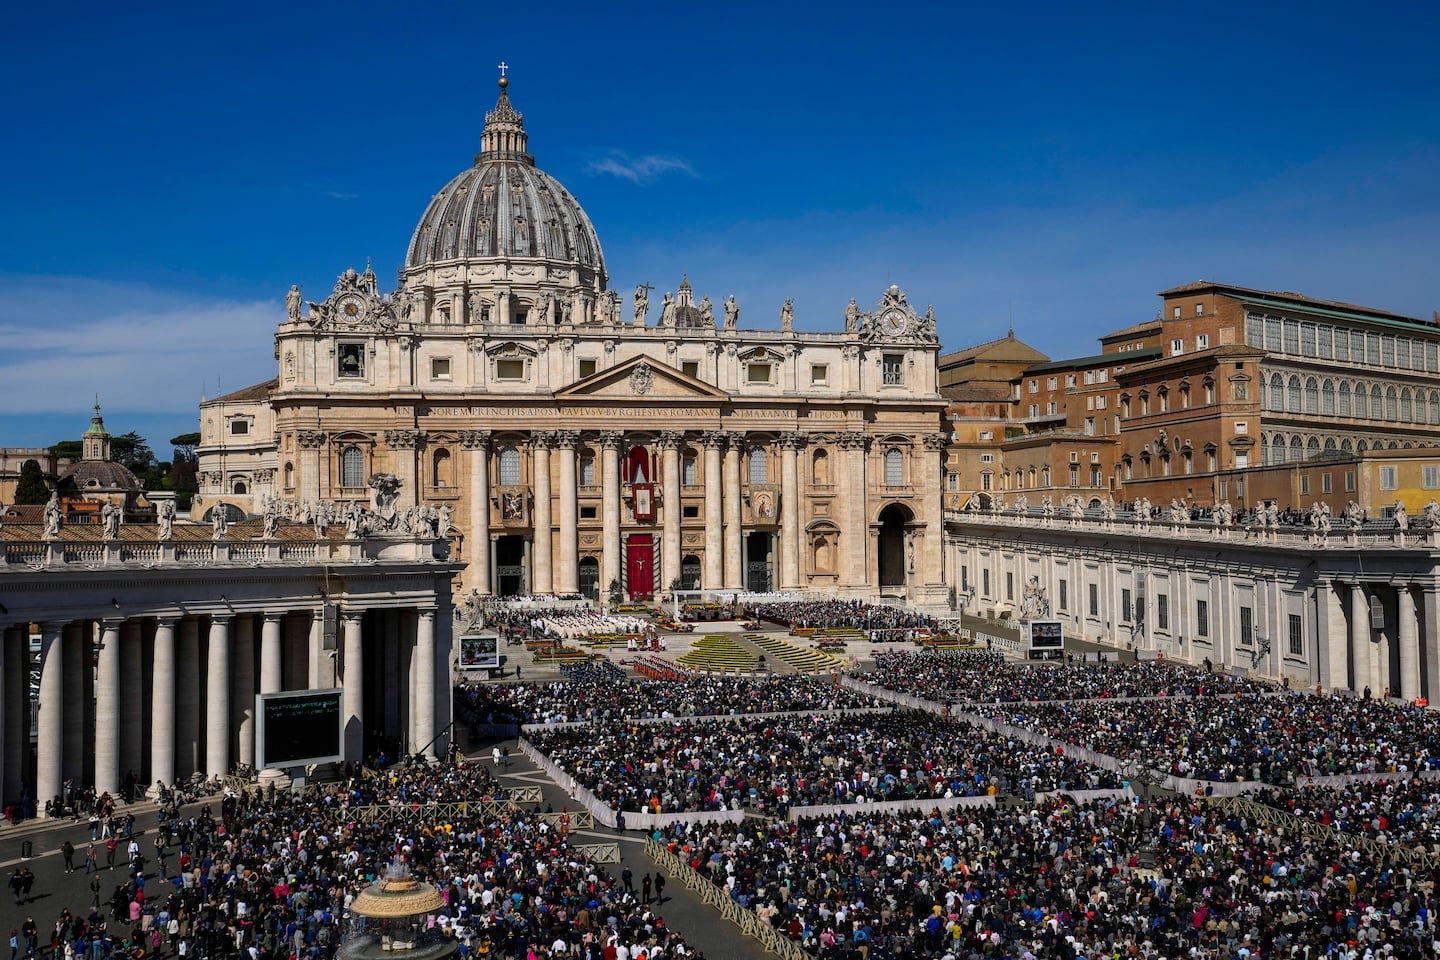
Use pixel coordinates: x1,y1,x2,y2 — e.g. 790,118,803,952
881,308,907,336
336,293,366,324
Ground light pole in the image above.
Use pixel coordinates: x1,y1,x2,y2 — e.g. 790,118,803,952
1121,753,1165,868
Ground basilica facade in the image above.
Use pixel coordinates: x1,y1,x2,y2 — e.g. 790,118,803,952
198,77,949,605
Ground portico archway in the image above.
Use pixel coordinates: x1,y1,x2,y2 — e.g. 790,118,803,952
877,503,912,592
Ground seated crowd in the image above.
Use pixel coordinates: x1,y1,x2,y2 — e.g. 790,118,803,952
527,711,1120,815
747,599,940,634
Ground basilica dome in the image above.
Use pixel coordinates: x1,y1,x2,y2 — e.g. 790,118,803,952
404,78,606,288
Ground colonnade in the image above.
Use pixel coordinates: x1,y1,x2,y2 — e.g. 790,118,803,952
460,428,884,596
0,603,442,811
1320,581,1435,700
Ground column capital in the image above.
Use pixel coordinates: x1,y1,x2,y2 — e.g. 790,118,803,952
416,607,437,621
383,428,427,450
658,430,685,450
837,431,871,451
700,431,727,450
262,611,287,624
531,430,555,449
296,430,327,449
922,431,949,451
459,429,492,451
778,432,808,450
208,612,235,626
598,430,624,449
555,430,581,449
341,609,365,623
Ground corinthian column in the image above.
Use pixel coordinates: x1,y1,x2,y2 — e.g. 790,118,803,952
206,615,232,778
342,611,365,760
724,435,744,589
1350,584,1370,695
556,431,580,595
150,617,177,789
36,622,65,812
599,432,623,597
702,432,724,588
842,433,870,591
779,433,805,590
233,616,256,768
532,432,554,594
296,431,326,506
384,429,424,509
461,431,492,595
660,431,683,592
414,608,436,757
1399,586,1420,701
94,620,123,797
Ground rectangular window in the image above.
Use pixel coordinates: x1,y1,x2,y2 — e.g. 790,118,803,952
682,456,697,485
1322,473,1332,494
1069,465,1079,485
681,360,698,378
1171,338,1184,356
1424,465,1440,489
1029,404,1039,417
947,472,959,491
337,343,366,378
1234,421,1247,434
883,355,904,386
1065,375,1077,387
495,358,526,380
580,505,597,519
1083,417,1095,436
1196,598,1209,637
1121,588,1132,622
1088,582,1099,617
810,364,829,386
229,420,250,436
430,356,452,380
747,363,772,384
682,504,699,519
1029,379,1039,393
1196,334,1209,349
1173,306,1181,320
983,568,991,596
1006,572,1014,601
1096,395,1107,410
1195,303,1204,316
1288,613,1303,656
979,454,994,463
1235,452,1248,469
1091,466,1102,487
979,431,993,440
1157,594,1169,631
1047,377,1058,390
1301,475,1310,495
1345,470,1356,492
1058,579,1068,611
1239,606,1253,646
1048,402,1058,415
1380,466,1398,490
578,358,598,378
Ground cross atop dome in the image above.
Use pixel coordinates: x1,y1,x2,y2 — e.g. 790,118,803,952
478,64,530,164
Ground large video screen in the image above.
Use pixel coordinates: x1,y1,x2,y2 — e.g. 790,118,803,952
459,634,500,670
256,688,344,769
1028,620,1064,648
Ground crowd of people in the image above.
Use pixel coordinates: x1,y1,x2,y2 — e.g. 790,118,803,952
746,599,940,635
456,674,884,727
978,692,1440,783
863,650,1267,704
656,794,1440,959
1249,777,1440,848
527,711,1120,815
15,762,708,960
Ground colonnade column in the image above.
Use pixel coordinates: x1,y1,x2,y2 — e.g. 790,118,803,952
532,432,553,594
1350,584,1370,695
723,435,744,590
702,433,724,589
206,615,232,779
119,622,143,781
3,626,25,803
600,432,622,598
61,624,84,786
1399,587,1420,701
150,617,177,790
35,622,64,811
341,611,364,761
414,609,436,758
94,620,122,797
461,431,492,595
660,431,683,593
556,431,580,595
233,617,255,769
842,433,870,590
1320,581,1348,694
779,433,803,590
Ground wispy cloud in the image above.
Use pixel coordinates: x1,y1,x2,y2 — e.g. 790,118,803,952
0,275,277,417
585,152,698,184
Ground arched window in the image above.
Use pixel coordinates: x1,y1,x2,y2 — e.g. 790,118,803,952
1400,388,1413,422
810,449,830,485
1307,436,1320,459
1304,378,1319,414
748,446,768,484
1371,384,1383,418
1385,386,1398,421
1041,467,1051,486
580,455,597,486
1338,382,1351,417
231,477,248,495
1321,379,1335,415
1289,436,1303,462
1271,434,1286,465
680,454,696,485
1260,435,1269,465
432,448,453,488
1324,437,1337,454
1356,439,1368,453
499,446,521,485
1268,373,1284,410
1354,383,1368,418
884,449,904,485
1287,376,1302,413
1341,438,1353,453
1431,391,1440,425
341,446,365,488
283,462,295,490
1014,469,1024,489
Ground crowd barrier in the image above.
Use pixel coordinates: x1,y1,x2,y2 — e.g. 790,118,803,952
790,793,994,821
520,706,891,734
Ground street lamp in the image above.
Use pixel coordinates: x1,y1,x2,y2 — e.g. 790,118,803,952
1120,753,1165,868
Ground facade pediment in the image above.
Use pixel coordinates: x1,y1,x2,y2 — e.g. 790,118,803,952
556,356,729,402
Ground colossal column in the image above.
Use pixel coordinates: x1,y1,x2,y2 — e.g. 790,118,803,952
260,614,284,696
384,429,423,509
779,433,805,590
1349,584,1371,695
599,432,623,598
36,622,64,811
119,621,143,782
206,615,232,779
556,431,580,595
150,617,177,790
3,626,25,804
702,432,724,589
841,433,870,590
61,623,85,786
414,608,436,757
1320,581,1348,693
532,432,554,594
660,431,683,593
723,435,744,589
342,611,365,760
1399,586,1420,701
233,617,256,769
297,431,326,507
94,620,123,797
461,431,492,595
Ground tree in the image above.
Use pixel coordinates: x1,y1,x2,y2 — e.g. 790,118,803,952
50,440,82,460
13,459,49,504
111,432,157,474
170,432,201,463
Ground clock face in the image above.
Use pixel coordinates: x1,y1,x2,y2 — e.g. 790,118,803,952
336,293,366,324
881,308,907,335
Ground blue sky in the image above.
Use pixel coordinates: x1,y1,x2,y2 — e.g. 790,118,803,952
1,1,1437,453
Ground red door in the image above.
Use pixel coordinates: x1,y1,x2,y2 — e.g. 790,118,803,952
627,534,653,600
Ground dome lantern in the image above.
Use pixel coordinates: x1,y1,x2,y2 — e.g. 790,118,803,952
476,72,531,165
